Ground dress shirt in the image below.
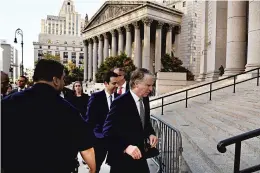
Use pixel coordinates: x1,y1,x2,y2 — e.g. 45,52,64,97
105,90,114,109
117,81,126,94
130,90,144,115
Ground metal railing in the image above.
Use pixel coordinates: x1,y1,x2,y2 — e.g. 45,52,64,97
150,67,260,115
217,128,260,173
150,115,183,173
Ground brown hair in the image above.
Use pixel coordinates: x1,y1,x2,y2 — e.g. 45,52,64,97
72,81,83,95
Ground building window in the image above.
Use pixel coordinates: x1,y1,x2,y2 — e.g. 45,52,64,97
48,46,50,49
38,50,43,58
71,52,76,64
56,47,59,50
64,41,67,44
68,2,70,5
39,46,42,49
195,13,197,17
72,41,75,45
55,51,60,56
73,47,75,51
173,5,175,8
194,46,196,50
183,1,186,7
47,51,52,55
194,24,197,28
65,47,67,51
194,35,196,39
80,48,83,51
63,52,68,64
79,53,84,64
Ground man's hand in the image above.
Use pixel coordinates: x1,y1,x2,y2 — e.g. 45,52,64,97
125,145,142,160
80,147,96,173
149,134,158,148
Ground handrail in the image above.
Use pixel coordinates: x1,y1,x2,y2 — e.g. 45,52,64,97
150,115,183,173
217,128,260,173
150,67,260,114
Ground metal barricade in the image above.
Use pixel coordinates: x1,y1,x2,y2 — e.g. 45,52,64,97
150,115,183,173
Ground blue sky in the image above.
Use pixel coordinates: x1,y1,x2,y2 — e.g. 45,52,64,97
0,0,104,69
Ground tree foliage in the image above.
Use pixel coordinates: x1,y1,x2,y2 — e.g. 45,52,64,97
161,54,194,81
95,53,136,83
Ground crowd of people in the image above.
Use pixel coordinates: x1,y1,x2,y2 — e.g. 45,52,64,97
1,59,158,173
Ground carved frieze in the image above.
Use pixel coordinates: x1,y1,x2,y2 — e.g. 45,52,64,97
89,5,139,28
142,17,153,26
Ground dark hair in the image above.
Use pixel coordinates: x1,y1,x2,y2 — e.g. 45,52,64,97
19,75,28,83
129,68,154,89
103,71,118,84
113,67,125,77
72,81,83,95
33,59,64,82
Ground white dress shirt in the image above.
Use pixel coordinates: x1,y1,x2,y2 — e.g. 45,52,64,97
130,90,144,115
117,81,127,94
105,90,114,109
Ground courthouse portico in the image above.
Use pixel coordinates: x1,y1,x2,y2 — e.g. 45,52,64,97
82,1,182,81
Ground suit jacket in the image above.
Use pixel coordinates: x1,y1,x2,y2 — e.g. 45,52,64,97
85,90,119,139
102,91,155,165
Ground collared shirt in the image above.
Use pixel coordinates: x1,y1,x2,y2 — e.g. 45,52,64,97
18,87,25,92
117,81,127,94
130,90,144,115
105,90,114,109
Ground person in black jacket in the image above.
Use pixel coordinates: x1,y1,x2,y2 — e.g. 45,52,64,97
69,81,90,116
103,68,158,173
1,59,96,173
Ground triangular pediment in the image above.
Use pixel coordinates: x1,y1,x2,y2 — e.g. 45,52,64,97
84,2,144,30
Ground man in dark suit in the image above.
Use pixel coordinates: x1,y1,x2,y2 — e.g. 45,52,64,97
103,68,158,173
2,59,96,173
8,75,28,95
85,71,119,172
113,67,129,95
1,71,9,99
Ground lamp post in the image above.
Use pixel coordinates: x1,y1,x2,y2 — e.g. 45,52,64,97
14,28,24,76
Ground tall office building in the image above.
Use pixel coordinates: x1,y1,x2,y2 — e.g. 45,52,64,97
0,39,19,82
33,0,86,67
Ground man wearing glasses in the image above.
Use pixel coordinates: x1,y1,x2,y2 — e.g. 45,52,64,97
113,68,129,95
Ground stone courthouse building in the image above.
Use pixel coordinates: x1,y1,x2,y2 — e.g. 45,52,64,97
82,1,260,82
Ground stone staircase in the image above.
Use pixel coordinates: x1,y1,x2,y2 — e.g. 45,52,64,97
150,78,260,173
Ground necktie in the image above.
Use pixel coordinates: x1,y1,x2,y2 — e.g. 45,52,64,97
109,95,113,108
139,98,145,129
118,87,123,95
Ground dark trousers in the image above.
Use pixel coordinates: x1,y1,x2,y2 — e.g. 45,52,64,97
110,156,150,173
94,138,107,173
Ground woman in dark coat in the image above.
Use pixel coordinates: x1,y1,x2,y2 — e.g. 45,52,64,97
69,81,90,116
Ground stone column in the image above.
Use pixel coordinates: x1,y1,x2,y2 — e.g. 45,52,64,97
224,1,247,76
197,1,208,81
174,26,181,58
93,37,98,82
134,21,141,68
83,40,88,81
143,18,153,70
246,1,260,71
155,21,163,72
117,28,124,55
98,35,103,67
125,24,132,57
103,33,109,60
166,24,173,55
88,39,93,81
111,30,117,57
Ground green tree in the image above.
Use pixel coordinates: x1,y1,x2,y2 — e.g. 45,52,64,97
161,54,194,80
96,53,136,83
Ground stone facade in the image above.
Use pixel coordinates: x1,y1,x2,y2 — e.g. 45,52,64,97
82,1,183,82
33,0,85,67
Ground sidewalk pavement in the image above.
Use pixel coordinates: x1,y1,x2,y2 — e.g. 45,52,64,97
77,154,159,173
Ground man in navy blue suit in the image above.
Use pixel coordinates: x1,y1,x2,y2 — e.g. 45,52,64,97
85,71,119,172
103,68,158,173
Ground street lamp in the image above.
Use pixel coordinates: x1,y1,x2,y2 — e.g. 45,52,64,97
14,28,24,76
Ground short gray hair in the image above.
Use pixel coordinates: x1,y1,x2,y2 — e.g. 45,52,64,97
129,68,154,89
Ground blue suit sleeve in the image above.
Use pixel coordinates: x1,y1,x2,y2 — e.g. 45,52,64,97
103,100,130,153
